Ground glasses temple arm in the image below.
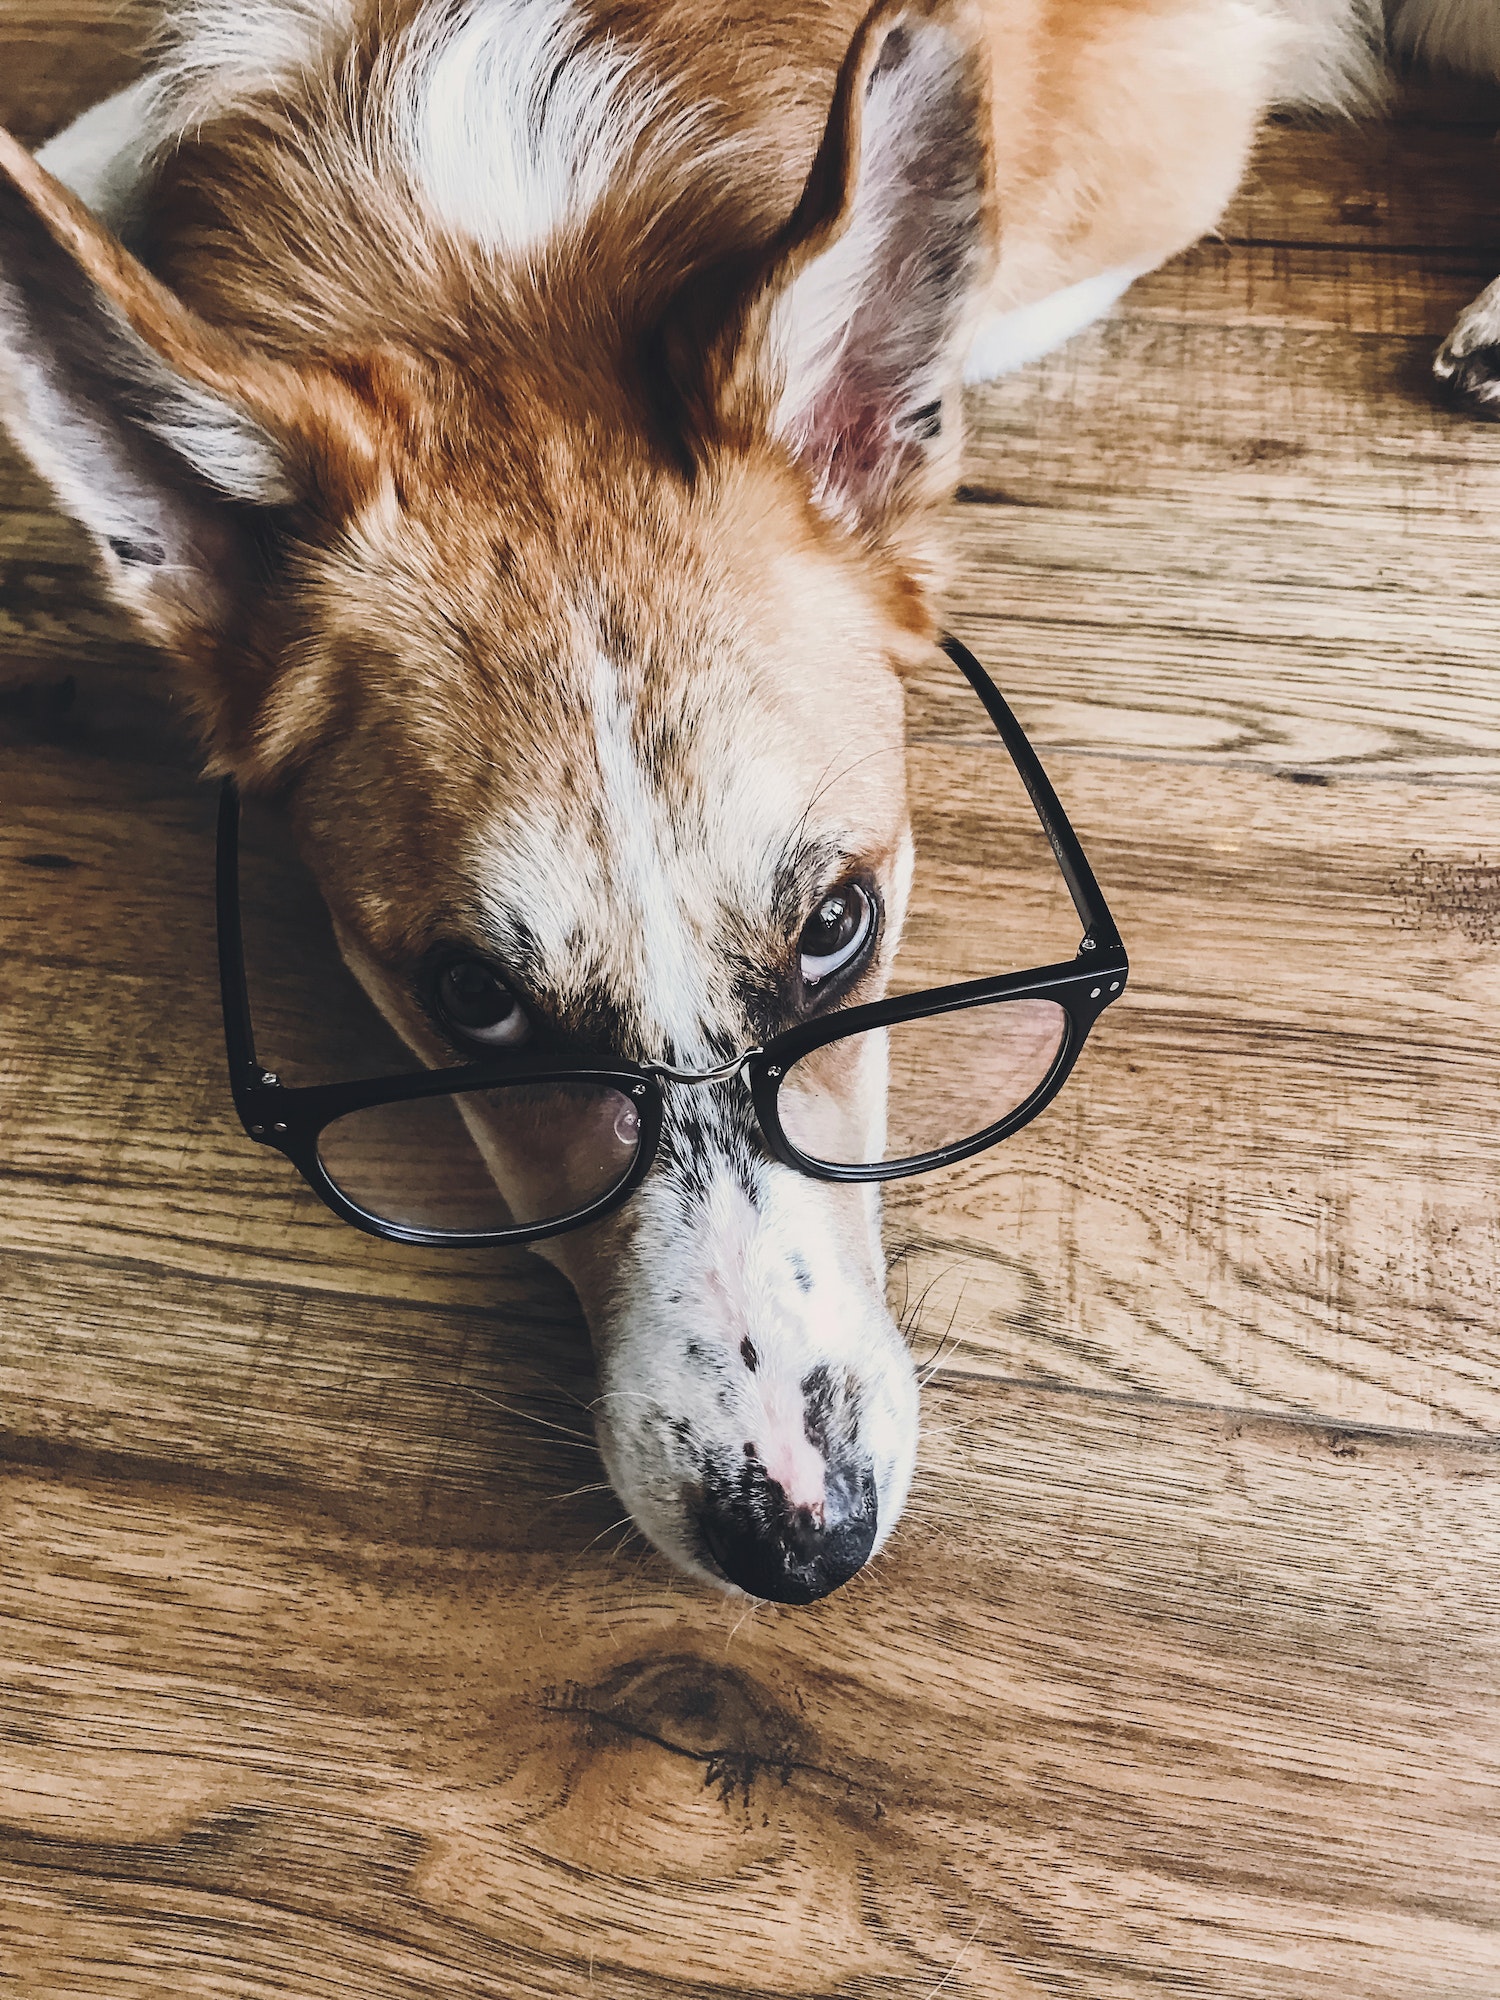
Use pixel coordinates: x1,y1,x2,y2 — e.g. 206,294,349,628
940,634,1124,955
215,779,264,1090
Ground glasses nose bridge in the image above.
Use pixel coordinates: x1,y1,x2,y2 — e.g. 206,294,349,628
641,1047,762,1089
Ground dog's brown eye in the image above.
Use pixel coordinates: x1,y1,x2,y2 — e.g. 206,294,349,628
436,960,531,1047
799,884,873,986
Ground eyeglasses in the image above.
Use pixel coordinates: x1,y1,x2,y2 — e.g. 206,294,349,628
217,635,1128,1248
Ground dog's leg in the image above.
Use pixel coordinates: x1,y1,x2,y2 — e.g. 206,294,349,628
34,77,161,237
963,0,1383,385
1390,1,1500,414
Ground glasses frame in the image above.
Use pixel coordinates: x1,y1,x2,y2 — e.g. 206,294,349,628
217,633,1128,1248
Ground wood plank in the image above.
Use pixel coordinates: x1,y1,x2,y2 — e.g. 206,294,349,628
936,523,1500,779
939,317,1500,782
962,318,1500,506
0,1247,596,1513
1226,102,1500,256
1128,239,1491,336
0,4,163,148
1,1391,1497,2000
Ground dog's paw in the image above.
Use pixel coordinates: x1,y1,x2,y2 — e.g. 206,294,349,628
1435,277,1500,420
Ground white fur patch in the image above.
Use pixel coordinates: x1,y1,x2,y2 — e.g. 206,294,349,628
40,2,357,232
583,653,714,1056
148,385,292,506
963,266,1144,382
76,0,674,259
36,79,164,236
468,651,750,1066
392,0,665,256
150,0,356,133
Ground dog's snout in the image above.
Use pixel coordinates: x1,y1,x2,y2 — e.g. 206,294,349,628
695,1462,878,1604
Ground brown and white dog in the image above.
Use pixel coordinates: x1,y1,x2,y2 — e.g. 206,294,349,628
0,0,1494,1600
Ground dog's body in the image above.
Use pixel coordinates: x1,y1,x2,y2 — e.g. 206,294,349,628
1,0,1495,1599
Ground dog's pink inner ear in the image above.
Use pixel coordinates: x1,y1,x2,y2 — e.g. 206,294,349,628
749,0,993,530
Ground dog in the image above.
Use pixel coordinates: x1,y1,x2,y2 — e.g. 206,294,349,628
0,0,1493,1601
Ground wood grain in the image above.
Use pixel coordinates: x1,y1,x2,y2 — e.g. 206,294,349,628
4,1394,1500,2000
3,29,1500,2000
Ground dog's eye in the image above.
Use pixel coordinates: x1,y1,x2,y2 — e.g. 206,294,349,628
799,884,874,986
436,960,531,1047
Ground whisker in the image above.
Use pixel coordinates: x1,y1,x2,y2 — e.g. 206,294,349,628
793,741,907,846
603,1522,645,1568
557,1388,609,1419
897,1249,913,1327
920,1917,987,2000
899,1266,950,1347
916,1278,970,1385
918,1332,963,1387
578,1513,636,1559
456,1384,598,1446
723,1596,758,1651
530,1390,601,1418
885,1240,917,1336
536,1481,614,1510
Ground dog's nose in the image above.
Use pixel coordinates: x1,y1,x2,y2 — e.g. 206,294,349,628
695,1464,878,1603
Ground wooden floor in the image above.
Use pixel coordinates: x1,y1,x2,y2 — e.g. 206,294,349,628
4,14,1500,1997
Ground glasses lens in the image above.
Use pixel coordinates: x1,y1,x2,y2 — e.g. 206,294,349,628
777,997,1068,1170
316,1080,644,1236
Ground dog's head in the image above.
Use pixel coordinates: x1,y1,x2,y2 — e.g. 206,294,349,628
0,0,994,1598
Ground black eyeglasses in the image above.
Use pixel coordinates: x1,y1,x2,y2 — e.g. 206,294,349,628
217,635,1128,1248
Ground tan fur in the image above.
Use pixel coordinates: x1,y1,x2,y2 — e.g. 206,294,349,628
0,0,988,784
137,0,1290,357
5,0,1297,800
0,124,391,504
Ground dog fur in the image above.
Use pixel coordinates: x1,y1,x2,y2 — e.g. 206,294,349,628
1,0,1496,1598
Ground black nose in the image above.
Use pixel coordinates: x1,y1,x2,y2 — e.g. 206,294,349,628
695,1465,878,1604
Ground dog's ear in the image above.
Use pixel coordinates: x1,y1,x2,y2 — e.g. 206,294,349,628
697,0,994,536
0,125,387,758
